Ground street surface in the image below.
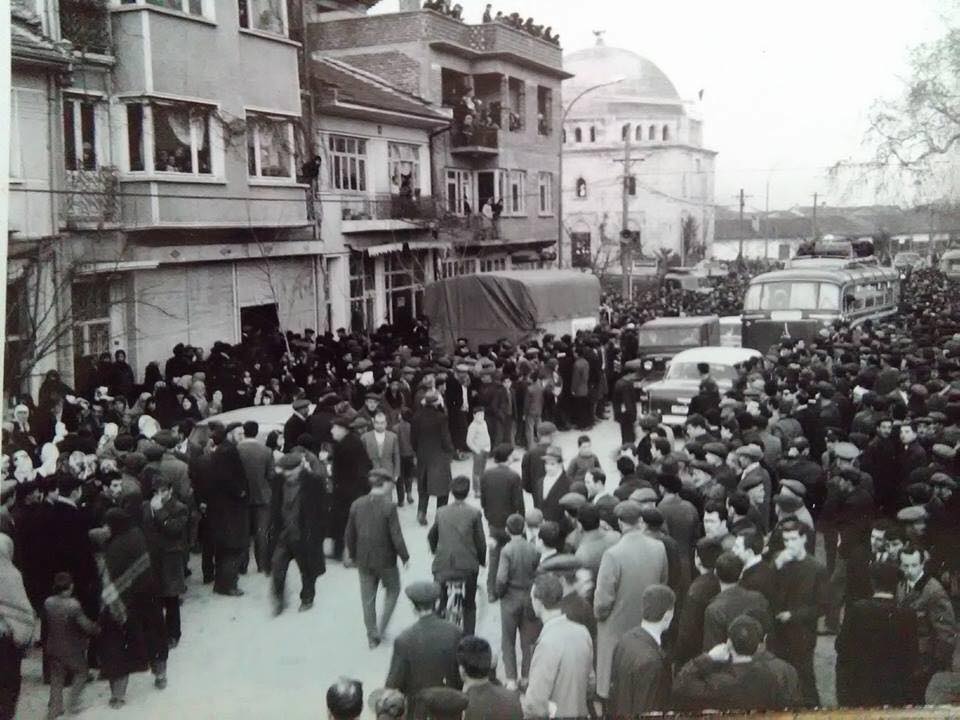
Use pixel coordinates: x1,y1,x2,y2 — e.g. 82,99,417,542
16,419,838,719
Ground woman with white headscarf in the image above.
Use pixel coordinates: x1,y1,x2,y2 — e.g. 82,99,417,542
0,533,36,720
36,443,60,478
97,422,120,460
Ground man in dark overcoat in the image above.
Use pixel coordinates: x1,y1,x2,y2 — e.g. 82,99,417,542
330,416,372,559
411,390,454,526
206,422,249,596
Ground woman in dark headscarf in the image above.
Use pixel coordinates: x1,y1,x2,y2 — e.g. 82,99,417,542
95,509,169,709
142,362,162,394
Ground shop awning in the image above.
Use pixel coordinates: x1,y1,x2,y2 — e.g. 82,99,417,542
358,240,452,257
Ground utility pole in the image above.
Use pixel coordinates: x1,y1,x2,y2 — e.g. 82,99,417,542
812,192,819,241
735,188,752,264
620,134,632,297
764,179,770,260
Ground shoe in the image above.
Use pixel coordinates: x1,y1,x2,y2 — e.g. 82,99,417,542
272,602,285,617
168,637,180,649
109,698,125,709
299,601,313,612
214,588,244,597
184,567,192,578
505,680,517,691
417,512,427,526
154,676,168,690
202,577,214,585
368,638,381,649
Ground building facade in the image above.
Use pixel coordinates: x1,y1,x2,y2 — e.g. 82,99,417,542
307,1,569,273
560,39,716,272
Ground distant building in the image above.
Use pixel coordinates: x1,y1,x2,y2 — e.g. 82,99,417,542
561,37,716,272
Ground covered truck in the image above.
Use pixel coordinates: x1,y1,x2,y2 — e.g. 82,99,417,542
423,270,601,350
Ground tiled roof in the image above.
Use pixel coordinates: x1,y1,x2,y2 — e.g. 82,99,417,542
311,57,448,121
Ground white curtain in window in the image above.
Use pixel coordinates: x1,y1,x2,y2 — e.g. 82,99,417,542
160,106,192,146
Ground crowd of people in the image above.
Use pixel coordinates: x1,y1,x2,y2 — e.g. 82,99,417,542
422,1,561,45
3,264,960,718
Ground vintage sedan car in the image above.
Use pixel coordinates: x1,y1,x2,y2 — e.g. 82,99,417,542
189,403,314,446
640,346,764,426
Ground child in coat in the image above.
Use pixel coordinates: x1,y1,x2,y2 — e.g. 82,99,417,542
466,405,492,497
44,572,99,718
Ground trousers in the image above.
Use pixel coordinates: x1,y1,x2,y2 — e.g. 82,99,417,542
271,540,318,605
248,505,271,573
213,547,243,593
471,452,488,495
417,489,449,515
486,528,507,599
161,596,181,641
358,566,401,642
47,656,87,719
524,413,541,450
500,591,537,680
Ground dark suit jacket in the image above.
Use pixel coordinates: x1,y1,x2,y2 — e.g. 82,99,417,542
283,412,308,452
307,408,334,446
675,571,721,668
344,493,408,570
428,501,486,581
479,464,524,529
539,471,572,524
702,584,769,650
237,438,274,506
267,469,327,574
608,626,671,715
836,595,918,707
465,681,523,720
208,442,250,550
521,443,548,499
385,614,463,719
739,559,777,609
48,500,98,616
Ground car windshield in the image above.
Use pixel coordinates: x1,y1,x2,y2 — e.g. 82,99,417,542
637,326,701,347
664,361,741,382
743,281,840,312
895,254,920,265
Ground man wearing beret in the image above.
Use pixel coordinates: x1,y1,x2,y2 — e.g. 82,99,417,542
735,445,771,534
268,452,327,614
385,582,462,720
594,501,668,704
344,469,410,648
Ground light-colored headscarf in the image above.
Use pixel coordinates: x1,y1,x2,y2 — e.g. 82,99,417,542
138,415,160,440
37,443,60,477
0,533,36,648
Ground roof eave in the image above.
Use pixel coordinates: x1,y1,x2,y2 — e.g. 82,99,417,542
320,100,450,129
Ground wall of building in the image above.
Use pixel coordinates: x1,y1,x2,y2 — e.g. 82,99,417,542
9,68,58,240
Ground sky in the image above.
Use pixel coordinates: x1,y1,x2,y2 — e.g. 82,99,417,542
371,0,952,211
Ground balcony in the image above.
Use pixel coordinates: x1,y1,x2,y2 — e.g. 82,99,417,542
62,167,121,228
450,126,499,157
340,193,439,234
60,0,112,55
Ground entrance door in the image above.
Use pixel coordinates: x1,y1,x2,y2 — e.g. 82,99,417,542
390,288,414,332
241,303,280,341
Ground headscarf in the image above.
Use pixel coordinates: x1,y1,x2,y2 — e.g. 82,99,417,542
138,414,160,440
0,533,36,648
37,443,60,477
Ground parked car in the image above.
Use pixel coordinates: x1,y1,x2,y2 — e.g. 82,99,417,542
640,346,764,426
719,316,742,347
893,252,925,277
626,316,720,385
189,403,314,447
939,249,960,281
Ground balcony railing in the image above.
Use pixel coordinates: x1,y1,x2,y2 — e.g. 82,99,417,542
340,193,440,223
60,0,112,54
451,126,499,151
62,167,120,226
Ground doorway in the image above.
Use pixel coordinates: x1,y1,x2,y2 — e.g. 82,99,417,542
241,303,280,341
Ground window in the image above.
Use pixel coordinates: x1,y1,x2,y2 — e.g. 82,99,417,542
72,281,112,360
571,232,591,268
441,258,477,279
621,124,630,141
574,127,582,143
63,97,98,171
328,134,366,191
507,77,524,132
538,172,553,215
743,281,837,312
124,101,214,175
348,251,376,334
388,143,420,195
127,104,144,171
238,0,286,34
10,91,21,179
648,125,656,140
246,114,294,179
507,170,526,215
445,169,473,215
635,125,643,142
479,257,507,272
589,126,596,142
625,175,637,196
124,0,207,18
385,253,425,327
536,86,552,136
4,280,27,393
575,177,587,198
662,124,670,141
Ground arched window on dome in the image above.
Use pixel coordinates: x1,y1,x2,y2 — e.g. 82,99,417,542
662,124,670,141
621,124,630,141
635,125,643,142
576,177,587,198
589,126,596,142
574,127,582,143
648,125,656,141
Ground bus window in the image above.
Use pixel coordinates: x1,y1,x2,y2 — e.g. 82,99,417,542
817,284,840,310
744,285,762,311
762,281,818,310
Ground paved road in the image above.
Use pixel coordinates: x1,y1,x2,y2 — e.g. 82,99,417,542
15,419,838,719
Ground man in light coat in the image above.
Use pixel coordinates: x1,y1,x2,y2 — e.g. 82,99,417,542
593,500,669,702
522,573,593,719
361,411,401,501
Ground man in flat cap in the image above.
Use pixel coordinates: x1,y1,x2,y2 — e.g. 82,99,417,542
284,397,311,452
330,416,373,560
537,445,572,525
594,501,668,705
268,451,327,614
735,445,771,533
344,469,410,648
385,581,462,720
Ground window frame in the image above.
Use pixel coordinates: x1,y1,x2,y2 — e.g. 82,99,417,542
63,95,103,172
116,0,215,22
507,169,526,216
327,133,368,193
537,171,553,216
245,112,296,181
122,99,222,178
445,168,473,216
575,177,587,199
388,142,422,195
237,0,288,36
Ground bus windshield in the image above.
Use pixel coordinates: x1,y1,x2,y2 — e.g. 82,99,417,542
637,326,701,347
743,281,841,312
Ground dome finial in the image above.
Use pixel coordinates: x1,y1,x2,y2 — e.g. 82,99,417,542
592,29,605,46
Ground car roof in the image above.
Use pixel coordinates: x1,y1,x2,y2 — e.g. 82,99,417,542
640,315,719,328
669,346,761,365
198,403,313,430
942,249,960,259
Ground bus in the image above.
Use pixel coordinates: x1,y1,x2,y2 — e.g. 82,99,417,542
940,249,960,281
741,257,900,351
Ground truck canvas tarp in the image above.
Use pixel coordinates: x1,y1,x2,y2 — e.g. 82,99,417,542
423,270,601,350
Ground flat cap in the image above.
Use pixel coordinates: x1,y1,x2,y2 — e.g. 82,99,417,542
933,444,956,460
640,506,664,527
897,505,928,523
614,500,643,524
740,473,764,492
455,363,472,374
736,444,763,461
292,398,311,411
419,687,468,719
544,445,563,462
930,472,957,489
368,468,393,486
779,479,807,497
629,487,659,504
276,452,304,470
703,442,728,458
559,492,587,511
538,554,582,574
332,416,353,429
774,493,804,513
832,442,860,461
423,389,441,405
153,429,178,449
143,444,164,461
536,421,558,436
225,421,244,434
404,581,440,605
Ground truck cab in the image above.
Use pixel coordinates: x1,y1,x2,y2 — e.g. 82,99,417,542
629,315,720,384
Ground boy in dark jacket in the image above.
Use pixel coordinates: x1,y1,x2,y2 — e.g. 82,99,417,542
44,571,99,718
